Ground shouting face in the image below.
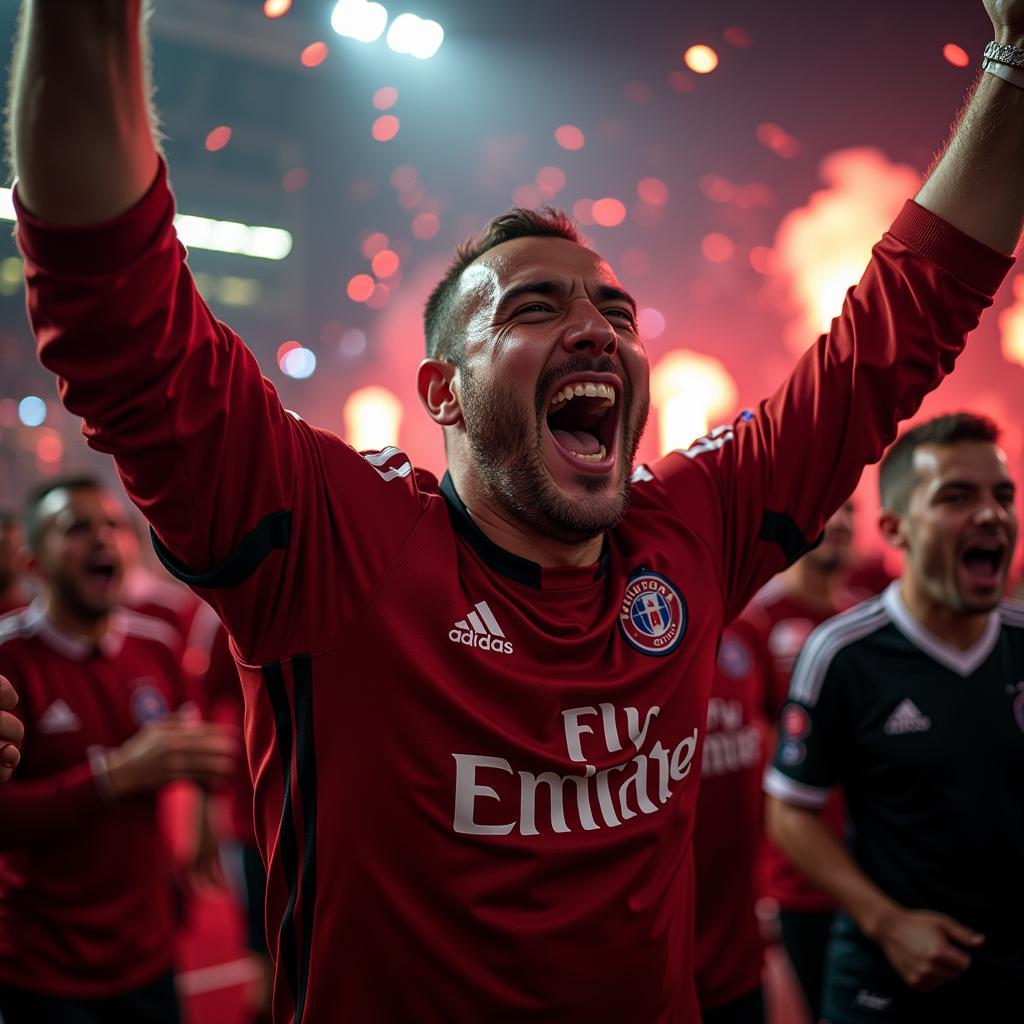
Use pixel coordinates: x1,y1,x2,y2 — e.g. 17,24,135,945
448,235,650,544
899,441,1017,615
34,486,127,620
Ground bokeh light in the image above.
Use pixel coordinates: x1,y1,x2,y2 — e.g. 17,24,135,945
621,248,651,276
684,45,719,74
572,198,595,225
366,283,391,310
592,197,627,227
391,165,418,190
942,43,970,68
18,395,46,427
344,386,403,451
757,122,801,159
36,431,63,465
637,308,666,338
723,26,752,48
386,13,445,60
347,273,375,302
301,42,329,68
701,233,735,263
637,177,670,205
371,249,400,278
276,340,302,370
281,347,317,379
204,126,232,152
264,0,291,16
282,167,309,193
340,328,367,357
652,351,738,452
331,0,388,43
998,274,1024,369
536,166,566,195
361,232,389,258
749,246,776,274
412,212,440,239
700,174,736,203
372,115,401,142
373,86,399,110
555,125,585,151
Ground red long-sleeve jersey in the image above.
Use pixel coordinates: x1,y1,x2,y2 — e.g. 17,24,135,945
0,602,191,997
17,164,1010,1023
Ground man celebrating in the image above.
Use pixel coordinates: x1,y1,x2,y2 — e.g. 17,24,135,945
765,414,1024,1022
9,1,1024,1020
0,477,236,1023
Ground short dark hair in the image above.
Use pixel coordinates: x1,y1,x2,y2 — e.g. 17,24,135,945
423,207,582,362
879,412,1001,512
25,473,105,552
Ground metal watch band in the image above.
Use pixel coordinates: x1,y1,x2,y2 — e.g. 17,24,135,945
984,40,1024,69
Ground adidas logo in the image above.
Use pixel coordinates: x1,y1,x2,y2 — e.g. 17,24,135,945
38,699,81,735
883,698,931,736
448,601,514,656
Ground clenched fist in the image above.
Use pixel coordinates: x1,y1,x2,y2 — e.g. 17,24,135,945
0,676,24,783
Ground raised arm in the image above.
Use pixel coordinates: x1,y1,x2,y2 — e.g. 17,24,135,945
9,0,158,223
915,1,1024,252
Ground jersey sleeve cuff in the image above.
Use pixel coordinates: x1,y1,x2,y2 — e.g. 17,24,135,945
763,766,831,809
14,159,174,278
889,200,1014,296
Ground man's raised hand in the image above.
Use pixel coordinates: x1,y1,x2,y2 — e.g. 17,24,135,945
105,713,238,798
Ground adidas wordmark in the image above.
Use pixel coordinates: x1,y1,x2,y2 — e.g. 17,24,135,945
449,601,514,656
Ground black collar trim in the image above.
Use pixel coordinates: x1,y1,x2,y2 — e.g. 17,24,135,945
440,472,607,590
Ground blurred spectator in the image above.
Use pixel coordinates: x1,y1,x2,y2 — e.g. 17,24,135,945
0,476,236,1024
0,511,29,616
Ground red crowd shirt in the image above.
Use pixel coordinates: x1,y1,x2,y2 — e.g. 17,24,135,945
16,164,1010,1022
0,602,191,997
745,580,858,911
693,620,774,1009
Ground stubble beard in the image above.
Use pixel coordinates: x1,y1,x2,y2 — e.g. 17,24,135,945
459,360,648,546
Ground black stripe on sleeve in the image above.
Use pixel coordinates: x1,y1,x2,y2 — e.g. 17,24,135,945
263,660,301,1019
292,655,318,1022
150,510,291,589
758,510,822,567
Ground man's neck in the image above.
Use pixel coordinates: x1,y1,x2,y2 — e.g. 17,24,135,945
782,560,843,612
898,577,990,651
451,474,603,569
43,595,110,643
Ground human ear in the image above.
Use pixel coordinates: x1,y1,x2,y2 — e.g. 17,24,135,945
417,358,462,427
878,507,909,552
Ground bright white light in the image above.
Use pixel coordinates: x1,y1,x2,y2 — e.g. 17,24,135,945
173,214,293,261
343,386,403,451
651,350,737,452
0,189,292,262
282,347,317,379
331,0,389,43
386,12,444,59
18,395,47,427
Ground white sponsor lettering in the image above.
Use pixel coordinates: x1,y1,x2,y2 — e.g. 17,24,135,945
454,702,699,837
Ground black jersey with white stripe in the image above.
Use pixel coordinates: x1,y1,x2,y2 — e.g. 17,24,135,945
766,582,1024,944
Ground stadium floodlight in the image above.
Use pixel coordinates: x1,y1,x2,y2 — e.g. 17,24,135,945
331,0,389,44
0,189,293,261
386,12,444,59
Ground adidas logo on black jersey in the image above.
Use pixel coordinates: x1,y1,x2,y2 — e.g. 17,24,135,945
883,698,931,736
449,601,514,656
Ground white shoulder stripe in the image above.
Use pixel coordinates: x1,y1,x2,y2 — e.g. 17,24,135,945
0,609,35,649
763,766,832,809
118,610,182,650
789,596,890,706
999,599,1024,627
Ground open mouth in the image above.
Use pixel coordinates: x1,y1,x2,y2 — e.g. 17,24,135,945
959,540,1006,589
544,375,621,471
85,561,118,589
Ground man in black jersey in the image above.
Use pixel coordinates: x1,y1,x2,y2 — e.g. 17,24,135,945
763,413,1024,1023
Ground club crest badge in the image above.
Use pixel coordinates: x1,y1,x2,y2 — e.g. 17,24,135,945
131,683,167,726
618,569,687,657
781,703,811,740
